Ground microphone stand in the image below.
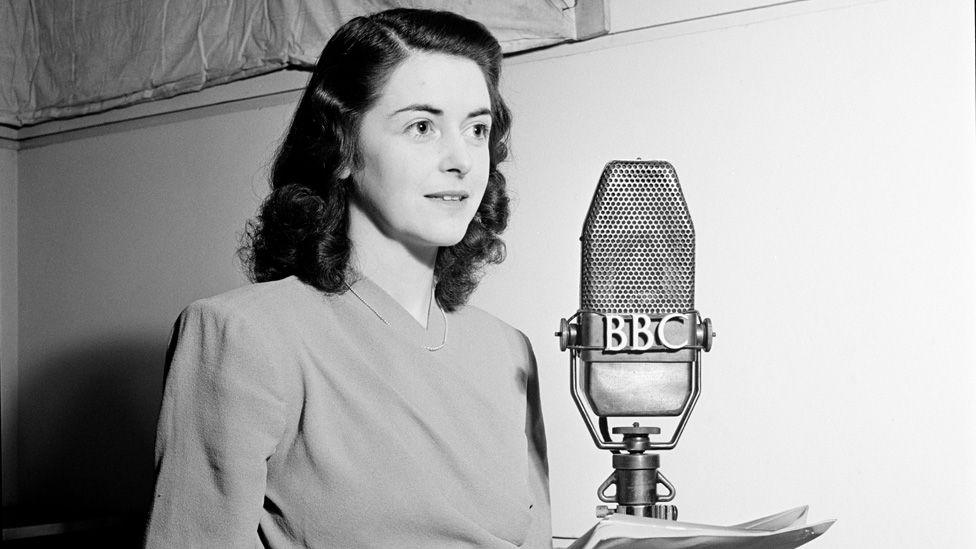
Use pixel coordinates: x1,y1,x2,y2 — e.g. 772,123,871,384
595,425,676,520
557,310,712,520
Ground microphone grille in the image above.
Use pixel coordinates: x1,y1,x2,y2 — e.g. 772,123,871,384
581,160,695,315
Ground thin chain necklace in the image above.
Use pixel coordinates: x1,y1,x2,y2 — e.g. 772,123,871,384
344,282,448,352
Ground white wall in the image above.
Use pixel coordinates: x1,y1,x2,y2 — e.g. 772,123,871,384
1,145,18,505
9,0,975,546
14,103,299,513
474,0,976,546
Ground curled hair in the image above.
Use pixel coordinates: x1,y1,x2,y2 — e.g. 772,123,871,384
240,8,512,310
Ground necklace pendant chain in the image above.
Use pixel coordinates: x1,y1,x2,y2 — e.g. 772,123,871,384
345,282,448,352
424,310,448,352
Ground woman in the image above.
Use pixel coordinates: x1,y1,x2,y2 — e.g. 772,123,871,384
145,8,551,548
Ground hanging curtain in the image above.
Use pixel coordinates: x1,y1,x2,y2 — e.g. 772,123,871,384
0,0,607,127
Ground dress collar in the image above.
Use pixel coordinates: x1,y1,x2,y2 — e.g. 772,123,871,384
344,276,448,351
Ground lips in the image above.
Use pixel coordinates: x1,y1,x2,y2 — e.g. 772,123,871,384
424,190,469,202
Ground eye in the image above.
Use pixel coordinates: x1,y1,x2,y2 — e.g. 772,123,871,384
406,120,437,140
473,123,490,140
466,122,491,142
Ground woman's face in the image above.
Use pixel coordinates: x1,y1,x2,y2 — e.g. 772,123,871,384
349,51,493,251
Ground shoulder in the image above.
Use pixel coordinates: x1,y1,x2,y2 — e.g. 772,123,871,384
452,303,521,335
452,303,534,355
186,276,315,320
178,276,331,335
174,277,328,355
169,278,313,394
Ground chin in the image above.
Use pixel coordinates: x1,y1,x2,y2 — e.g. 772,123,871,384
425,225,472,249
434,234,468,249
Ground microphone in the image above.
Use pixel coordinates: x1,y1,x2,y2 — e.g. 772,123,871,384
555,159,715,521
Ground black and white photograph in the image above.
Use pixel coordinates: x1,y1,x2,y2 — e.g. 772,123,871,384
1,1,973,547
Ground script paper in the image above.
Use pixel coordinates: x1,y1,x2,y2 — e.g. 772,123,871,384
569,506,834,549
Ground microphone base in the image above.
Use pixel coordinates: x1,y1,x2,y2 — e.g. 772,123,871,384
596,504,678,520
597,428,680,520
621,504,679,520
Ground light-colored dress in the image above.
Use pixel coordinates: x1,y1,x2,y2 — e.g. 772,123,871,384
146,275,551,548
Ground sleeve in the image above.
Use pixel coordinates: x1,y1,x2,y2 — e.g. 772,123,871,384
519,332,554,548
145,301,288,548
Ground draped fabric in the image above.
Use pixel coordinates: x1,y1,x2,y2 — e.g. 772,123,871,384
0,0,607,127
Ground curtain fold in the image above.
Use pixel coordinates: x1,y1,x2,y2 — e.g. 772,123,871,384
0,0,606,127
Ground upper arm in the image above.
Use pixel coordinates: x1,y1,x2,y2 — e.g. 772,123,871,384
518,330,553,547
146,301,288,547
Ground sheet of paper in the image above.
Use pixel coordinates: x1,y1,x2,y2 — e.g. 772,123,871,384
569,506,834,549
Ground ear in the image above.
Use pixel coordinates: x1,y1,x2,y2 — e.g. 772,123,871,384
338,166,352,180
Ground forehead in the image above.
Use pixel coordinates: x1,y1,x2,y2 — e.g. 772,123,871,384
374,52,490,113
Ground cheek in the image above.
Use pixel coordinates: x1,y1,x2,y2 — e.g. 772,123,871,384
475,152,491,190
377,148,435,192
357,148,411,200
473,149,491,182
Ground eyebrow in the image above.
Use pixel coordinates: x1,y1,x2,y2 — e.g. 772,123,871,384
390,104,492,119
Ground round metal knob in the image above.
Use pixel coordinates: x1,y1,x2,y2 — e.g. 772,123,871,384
698,317,715,352
652,504,678,520
611,425,661,436
555,318,578,352
612,424,661,452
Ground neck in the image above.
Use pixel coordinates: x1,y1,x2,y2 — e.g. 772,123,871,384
348,204,437,327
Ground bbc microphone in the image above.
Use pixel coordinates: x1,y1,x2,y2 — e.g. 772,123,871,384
555,159,715,520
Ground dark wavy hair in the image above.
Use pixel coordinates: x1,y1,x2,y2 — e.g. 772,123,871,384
239,8,512,311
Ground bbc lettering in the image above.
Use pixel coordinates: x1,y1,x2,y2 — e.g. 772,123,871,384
604,313,689,352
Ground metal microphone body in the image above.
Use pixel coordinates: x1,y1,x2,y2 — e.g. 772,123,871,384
556,160,715,520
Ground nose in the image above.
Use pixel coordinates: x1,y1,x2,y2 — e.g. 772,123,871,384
439,131,473,177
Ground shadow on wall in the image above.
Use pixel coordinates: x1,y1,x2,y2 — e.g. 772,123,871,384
16,333,166,536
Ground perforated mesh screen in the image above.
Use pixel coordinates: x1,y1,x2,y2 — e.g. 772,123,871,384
580,160,695,315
